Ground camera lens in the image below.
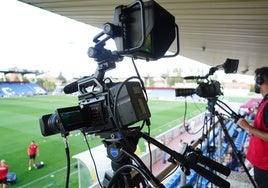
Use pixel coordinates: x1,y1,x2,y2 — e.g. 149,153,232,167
39,113,61,136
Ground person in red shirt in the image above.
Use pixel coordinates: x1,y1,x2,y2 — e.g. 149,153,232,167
28,140,39,171
0,159,9,188
237,67,268,188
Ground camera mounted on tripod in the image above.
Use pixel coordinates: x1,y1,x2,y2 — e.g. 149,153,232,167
37,1,238,187
39,0,179,137
175,58,239,98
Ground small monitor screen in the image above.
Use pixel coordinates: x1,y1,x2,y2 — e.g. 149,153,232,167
56,106,86,129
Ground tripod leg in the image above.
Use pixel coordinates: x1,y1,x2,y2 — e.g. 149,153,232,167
217,113,257,188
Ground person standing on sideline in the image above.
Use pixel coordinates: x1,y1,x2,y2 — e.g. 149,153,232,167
28,140,39,171
237,67,268,188
0,160,9,188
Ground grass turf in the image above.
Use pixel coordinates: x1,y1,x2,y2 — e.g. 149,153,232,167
2,95,244,187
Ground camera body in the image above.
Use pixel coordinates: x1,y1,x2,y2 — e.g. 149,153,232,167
39,81,151,137
196,81,222,98
39,96,112,136
176,58,239,99
175,80,222,98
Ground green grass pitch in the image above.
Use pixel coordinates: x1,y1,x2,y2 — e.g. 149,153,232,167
0,95,207,187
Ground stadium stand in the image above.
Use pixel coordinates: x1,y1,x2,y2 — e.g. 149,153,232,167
0,82,47,97
0,69,47,97
164,119,249,188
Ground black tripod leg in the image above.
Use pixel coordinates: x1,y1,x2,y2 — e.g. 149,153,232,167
216,112,257,188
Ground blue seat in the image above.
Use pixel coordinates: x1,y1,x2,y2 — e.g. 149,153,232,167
165,172,181,188
234,130,247,151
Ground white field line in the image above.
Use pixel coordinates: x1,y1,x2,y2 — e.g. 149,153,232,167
19,164,78,188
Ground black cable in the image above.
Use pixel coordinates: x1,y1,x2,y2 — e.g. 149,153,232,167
161,165,179,181
131,57,148,101
182,97,188,132
62,136,70,188
138,118,146,132
112,76,137,127
107,164,149,188
120,148,164,188
112,76,146,150
146,124,153,172
183,97,203,135
82,131,104,188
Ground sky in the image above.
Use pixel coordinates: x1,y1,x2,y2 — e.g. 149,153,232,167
0,0,253,83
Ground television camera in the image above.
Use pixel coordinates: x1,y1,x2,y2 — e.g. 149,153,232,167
39,0,179,137
175,58,239,98
38,1,234,187
175,59,258,187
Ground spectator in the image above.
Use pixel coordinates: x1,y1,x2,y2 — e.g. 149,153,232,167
237,67,268,188
0,159,8,188
28,140,39,171
224,152,238,171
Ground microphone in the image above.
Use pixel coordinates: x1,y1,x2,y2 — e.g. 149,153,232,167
183,76,197,80
63,81,78,94
183,75,207,80
63,76,90,94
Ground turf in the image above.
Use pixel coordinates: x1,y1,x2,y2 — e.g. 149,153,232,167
0,95,207,187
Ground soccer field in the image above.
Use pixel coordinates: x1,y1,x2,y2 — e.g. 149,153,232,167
0,95,207,187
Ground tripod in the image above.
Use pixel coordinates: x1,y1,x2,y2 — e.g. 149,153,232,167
191,98,220,187
202,98,219,160
99,128,165,188
183,96,257,188
98,126,231,188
